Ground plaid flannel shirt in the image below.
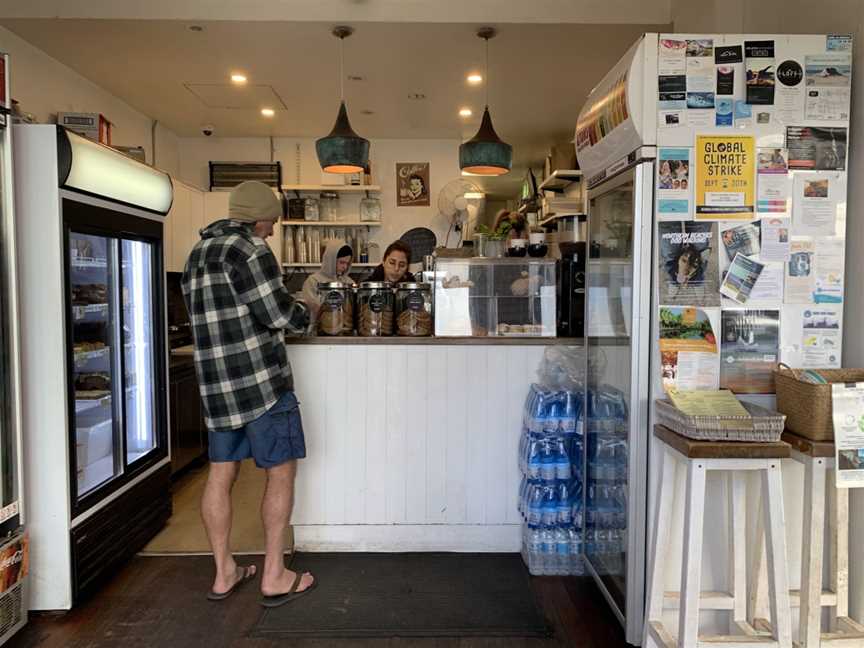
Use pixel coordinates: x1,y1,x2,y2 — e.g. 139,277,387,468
181,219,305,432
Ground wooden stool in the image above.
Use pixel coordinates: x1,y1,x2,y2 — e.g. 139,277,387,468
750,431,864,647
644,425,793,648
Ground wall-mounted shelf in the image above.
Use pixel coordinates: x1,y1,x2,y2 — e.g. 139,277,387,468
282,262,377,268
538,170,582,193
540,212,587,228
281,184,381,193
281,220,382,227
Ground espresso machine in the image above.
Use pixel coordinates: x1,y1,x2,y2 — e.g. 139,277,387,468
556,241,586,338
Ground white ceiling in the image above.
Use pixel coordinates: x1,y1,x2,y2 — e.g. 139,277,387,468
1,18,667,197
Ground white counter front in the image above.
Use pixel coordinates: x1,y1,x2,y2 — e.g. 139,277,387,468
286,342,553,552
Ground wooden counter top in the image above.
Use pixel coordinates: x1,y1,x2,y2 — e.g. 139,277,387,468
285,336,584,346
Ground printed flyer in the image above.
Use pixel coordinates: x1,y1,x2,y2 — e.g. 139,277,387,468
775,59,805,123
801,307,841,368
686,39,715,126
720,253,765,304
744,40,775,105
748,263,784,303
658,74,687,128
659,38,687,75
715,45,743,96
804,53,852,121
814,237,844,304
757,148,792,214
657,148,691,217
658,222,720,306
659,306,720,392
721,221,761,261
695,135,756,221
760,217,790,262
833,383,864,488
792,172,839,237
785,240,816,303
786,126,847,171
720,309,780,394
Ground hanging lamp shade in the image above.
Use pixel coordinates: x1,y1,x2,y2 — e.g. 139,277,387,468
316,100,369,174
459,106,512,176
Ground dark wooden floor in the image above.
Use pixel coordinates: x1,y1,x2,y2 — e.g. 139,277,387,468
9,556,630,648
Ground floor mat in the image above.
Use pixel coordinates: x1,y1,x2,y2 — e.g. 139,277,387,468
251,552,551,639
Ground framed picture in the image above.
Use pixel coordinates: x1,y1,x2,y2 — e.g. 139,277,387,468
396,162,430,207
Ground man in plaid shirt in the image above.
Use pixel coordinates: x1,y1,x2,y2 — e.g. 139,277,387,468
182,181,316,607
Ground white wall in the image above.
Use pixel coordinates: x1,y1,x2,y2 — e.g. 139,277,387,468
0,24,180,176
178,135,463,252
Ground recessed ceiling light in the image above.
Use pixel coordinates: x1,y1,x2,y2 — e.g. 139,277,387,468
360,109,375,116
231,73,247,84
347,75,365,82
467,73,483,84
459,108,473,117
408,93,426,100
188,25,204,32
261,108,275,117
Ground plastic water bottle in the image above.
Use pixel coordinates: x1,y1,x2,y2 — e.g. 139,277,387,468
555,437,571,480
526,523,543,575
568,527,583,575
554,527,570,575
541,484,558,527
539,439,556,482
518,475,528,517
527,484,544,527
540,525,556,576
527,437,543,481
556,481,572,525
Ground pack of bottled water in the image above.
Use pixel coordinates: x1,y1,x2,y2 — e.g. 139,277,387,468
519,383,585,576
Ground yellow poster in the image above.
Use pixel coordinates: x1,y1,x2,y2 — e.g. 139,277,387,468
695,135,755,221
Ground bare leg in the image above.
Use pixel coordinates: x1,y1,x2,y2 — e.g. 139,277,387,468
260,460,314,595
202,461,254,593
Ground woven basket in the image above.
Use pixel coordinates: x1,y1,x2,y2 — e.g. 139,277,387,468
774,364,864,441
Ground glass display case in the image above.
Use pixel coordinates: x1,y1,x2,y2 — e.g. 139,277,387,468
433,258,556,337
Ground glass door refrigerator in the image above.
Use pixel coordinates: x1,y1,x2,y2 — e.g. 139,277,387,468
0,51,29,645
15,125,174,610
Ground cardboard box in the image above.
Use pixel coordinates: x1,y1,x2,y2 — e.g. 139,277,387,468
57,112,112,145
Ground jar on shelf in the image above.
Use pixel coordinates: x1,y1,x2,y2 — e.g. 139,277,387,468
357,282,394,336
360,194,382,222
395,282,432,337
288,195,305,220
303,196,320,221
316,282,353,336
319,191,339,222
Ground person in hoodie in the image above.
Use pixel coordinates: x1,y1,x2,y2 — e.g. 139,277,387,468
181,181,316,609
301,239,355,320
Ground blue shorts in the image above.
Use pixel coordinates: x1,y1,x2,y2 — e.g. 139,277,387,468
208,392,306,468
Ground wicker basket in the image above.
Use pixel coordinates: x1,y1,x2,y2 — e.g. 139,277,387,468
655,399,785,442
774,364,864,441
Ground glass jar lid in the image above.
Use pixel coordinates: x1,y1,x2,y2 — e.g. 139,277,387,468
396,282,430,290
359,281,392,290
318,281,347,290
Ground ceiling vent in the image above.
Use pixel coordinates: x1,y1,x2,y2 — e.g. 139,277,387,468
208,161,282,190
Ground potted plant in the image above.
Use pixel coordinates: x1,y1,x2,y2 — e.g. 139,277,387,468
475,220,512,258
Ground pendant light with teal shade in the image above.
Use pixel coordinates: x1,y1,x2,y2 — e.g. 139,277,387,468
459,28,512,176
316,26,369,174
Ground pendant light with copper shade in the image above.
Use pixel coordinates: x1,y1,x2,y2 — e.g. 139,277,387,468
459,28,512,176
316,26,370,174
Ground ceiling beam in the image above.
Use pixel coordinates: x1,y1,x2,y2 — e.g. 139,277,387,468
0,0,672,25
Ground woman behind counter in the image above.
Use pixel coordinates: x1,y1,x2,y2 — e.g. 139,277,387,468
301,240,355,319
366,240,416,284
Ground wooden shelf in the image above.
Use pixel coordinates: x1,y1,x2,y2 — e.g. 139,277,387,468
538,170,582,193
540,212,586,227
282,263,377,268
281,184,381,193
281,220,382,227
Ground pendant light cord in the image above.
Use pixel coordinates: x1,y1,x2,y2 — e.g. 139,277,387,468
484,35,489,109
339,35,345,102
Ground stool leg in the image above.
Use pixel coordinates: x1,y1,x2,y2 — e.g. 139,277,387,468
829,469,849,624
728,471,747,632
749,489,770,626
678,459,707,648
763,462,793,648
801,457,827,648
644,446,678,647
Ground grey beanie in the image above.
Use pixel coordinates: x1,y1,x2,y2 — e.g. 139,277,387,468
229,181,282,223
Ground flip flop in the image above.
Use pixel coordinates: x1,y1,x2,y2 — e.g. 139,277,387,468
206,565,257,601
260,571,317,608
